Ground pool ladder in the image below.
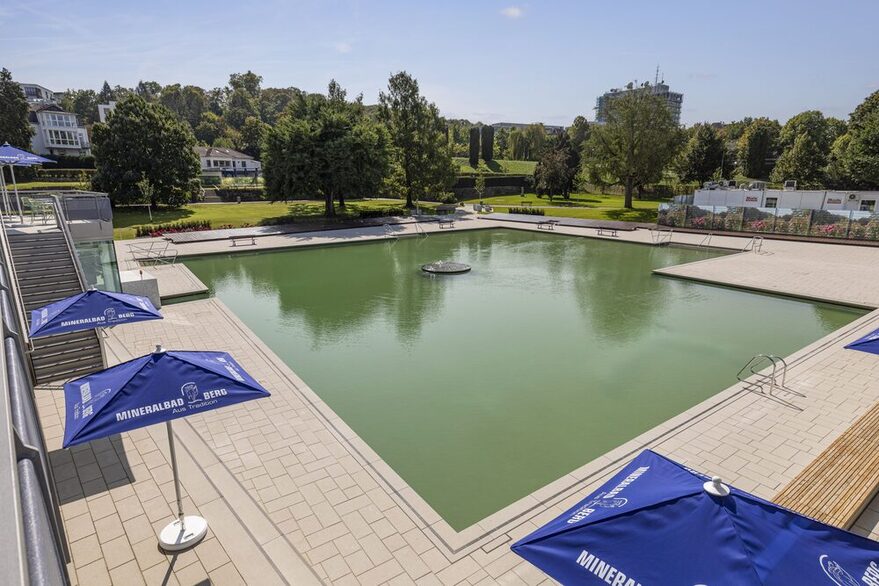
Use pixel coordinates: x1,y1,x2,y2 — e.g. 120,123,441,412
742,235,764,253
736,354,802,397
649,228,674,246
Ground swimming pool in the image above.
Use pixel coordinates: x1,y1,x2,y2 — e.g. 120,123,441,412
184,229,864,530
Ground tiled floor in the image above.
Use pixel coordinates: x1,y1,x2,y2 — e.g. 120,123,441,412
36,221,879,584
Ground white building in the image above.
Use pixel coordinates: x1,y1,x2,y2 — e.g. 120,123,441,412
195,146,261,173
20,83,57,104
28,104,91,157
97,102,116,123
693,188,878,213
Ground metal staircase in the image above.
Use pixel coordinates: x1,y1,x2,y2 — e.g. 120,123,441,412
7,228,104,384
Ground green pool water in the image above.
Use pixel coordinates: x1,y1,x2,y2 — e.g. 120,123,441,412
184,229,864,530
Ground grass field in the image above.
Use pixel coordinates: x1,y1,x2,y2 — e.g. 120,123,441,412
453,158,537,175
464,192,663,223
113,199,420,240
14,181,83,190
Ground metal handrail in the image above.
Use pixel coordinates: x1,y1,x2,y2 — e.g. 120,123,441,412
40,196,88,291
0,219,33,352
742,235,764,253
736,354,789,394
126,240,178,265
413,221,427,238
382,223,399,241
698,232,714,247
649,227,674,245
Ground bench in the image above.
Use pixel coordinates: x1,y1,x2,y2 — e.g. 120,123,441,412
537,219,559,230
597,227,618,237
231,236,256,247
438,218,455,229
773,399,879,529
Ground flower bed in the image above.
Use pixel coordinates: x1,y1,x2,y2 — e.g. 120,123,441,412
136,220,212,238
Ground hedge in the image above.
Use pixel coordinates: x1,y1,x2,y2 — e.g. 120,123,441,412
508,207,545,215
215,188,266,202
135,220,211,238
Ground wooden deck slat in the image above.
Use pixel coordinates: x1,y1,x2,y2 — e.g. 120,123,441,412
774,400,879,528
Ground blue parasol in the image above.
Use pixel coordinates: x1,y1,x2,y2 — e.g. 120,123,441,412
512,450,879,585
63,346,271,550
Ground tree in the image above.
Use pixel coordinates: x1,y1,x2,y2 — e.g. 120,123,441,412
238,116,268,158
97,81,115,104
225,88,259,129
828,90,879,188
263,81,391,216
508,128,528,159
480,125,494,161
194,112,225,145
474,173,486,201
60,89,98,125
567,116,590,151
0,69,33,149
736,118,780,180
91,95,200,207
581,90,684,208
378,72,456,208
159,84,208,128
135,80,162,102
228,71,262,99
259,87,299,125
495,128,509,159
535,148,572,201
770,132,827,187
675,123,726,183
468,127,480,167
523,124,546,160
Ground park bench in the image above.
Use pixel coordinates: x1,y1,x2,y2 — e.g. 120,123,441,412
537,219,559,230
231,236,257,247
773,398,879,529
597,227,618,237
438,218,455,229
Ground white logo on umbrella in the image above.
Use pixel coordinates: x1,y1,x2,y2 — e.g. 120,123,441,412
104,307,118,322
820,555,859,586
181,382,200,404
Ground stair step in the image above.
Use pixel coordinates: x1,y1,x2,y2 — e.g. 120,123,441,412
31,340,101,368
32,330,100,348
20,279,81,292
34,358,105,384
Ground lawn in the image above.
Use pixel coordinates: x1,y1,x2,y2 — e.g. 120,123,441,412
14,181,84,190
453,158,537,175
113,199,421,240
464,192,664,223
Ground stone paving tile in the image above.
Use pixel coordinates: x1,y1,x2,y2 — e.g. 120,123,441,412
36,224,879,584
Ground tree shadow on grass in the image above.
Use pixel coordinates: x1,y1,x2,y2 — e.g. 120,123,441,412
112,207,195,229
604,208,658,223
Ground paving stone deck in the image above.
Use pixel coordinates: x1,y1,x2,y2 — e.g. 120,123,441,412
39,218,879,584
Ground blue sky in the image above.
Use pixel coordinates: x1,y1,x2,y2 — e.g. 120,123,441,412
2,0,878,126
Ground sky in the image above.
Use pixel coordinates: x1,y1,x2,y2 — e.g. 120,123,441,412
2,0,878,126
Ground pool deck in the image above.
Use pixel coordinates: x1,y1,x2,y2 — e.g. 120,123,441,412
39,216,879,584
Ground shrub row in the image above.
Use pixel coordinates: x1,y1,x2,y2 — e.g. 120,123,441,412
35,168,95,181
135,220,211,238
215,188,266,202
508,207,545,216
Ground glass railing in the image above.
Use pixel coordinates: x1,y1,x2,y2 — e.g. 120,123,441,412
658,204,879,241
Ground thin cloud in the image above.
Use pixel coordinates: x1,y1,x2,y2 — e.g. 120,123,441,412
501,6,524,19
335,42,352,54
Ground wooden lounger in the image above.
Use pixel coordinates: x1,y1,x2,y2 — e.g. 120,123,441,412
774,399,879,528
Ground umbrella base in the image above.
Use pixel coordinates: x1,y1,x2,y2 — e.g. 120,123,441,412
159,515,208,552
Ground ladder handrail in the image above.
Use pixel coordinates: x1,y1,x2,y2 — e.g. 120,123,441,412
742,235,764,253
736,353,789,394
649,227,674,246
698,232,713,247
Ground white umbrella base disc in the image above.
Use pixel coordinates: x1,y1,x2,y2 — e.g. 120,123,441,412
159,516,208,551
